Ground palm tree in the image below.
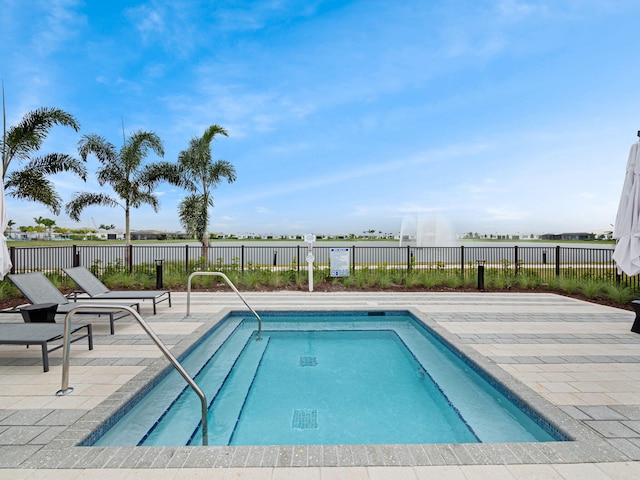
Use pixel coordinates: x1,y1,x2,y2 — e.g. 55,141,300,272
5,219,15,237
40,218,57,240
177,125,236,255
1,82,86,214
65,130,181,246
32,216,46,240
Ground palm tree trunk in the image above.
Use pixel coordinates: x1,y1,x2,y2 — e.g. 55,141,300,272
125,206,131,267
125,206,131,246
201,231,209,258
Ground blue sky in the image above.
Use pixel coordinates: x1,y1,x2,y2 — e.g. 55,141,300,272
1,0,638,237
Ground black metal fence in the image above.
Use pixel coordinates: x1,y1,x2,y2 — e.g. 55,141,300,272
6,243,638,289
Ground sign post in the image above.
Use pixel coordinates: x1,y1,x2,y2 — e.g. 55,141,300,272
304,234,316,292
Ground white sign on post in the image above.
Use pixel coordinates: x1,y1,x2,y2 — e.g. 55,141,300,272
330,247,350,277
304,234,316,292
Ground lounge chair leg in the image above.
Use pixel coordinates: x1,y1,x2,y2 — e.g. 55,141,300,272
41,344,49,372
631,301,640,334
87,324,94,350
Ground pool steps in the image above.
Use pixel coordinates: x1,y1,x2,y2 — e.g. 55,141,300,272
95,318,244,446
145,323,256,445
192,335,270,445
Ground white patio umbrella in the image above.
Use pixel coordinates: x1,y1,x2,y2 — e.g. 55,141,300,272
613,140,640,276
0,163,11,280
1,82,11,279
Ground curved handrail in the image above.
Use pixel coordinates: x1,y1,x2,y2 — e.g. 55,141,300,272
186,271,262,339
55,304,209,446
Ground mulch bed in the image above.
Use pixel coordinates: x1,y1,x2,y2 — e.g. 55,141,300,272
0,283,633,312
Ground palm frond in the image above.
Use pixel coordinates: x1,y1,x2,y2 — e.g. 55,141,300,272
24,153,88,180
129,190,160,211
65,192,122,221
97,160,126,187
5,170,62,214
6,107,80,162
121,130,164,170
206,159,237,185
138,161,184,188
201,124,228,145
78,133,117,164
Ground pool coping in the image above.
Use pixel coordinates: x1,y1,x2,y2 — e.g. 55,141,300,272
13,305,630,469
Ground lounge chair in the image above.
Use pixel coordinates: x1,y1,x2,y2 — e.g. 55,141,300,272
0,322,93,372
7,272,139,334
63,266,171,314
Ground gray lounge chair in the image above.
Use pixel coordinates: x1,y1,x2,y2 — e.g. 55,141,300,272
63,266,171,315
7,272,138,334
0,322,93,372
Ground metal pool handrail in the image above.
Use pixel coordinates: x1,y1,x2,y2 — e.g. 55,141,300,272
55,304,209,446
186,271,262,339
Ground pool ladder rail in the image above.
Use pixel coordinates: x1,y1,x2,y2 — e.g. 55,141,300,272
54,273,264,447
55,304,211,446
186,271,263,340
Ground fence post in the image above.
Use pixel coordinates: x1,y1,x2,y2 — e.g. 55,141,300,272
9,246,15,274
128,244,133,273
72,244,80,267
477,260,485,291
155,259,163,289
297,245,300,273
555,245,561,277
460,245,465,278
407,245,412,272
352,245,356,274
241,245,245,273
514,245,519,275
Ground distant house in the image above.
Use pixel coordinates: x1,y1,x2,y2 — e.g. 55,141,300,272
130,230,189,241
540,232,591,241
130,230,165,240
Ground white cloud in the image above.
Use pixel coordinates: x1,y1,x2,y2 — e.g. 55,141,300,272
483,207,530,222
32,0,86,56
496,0,546,21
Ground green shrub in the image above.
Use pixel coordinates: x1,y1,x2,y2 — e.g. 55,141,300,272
579,280,604,300
602,284,636,305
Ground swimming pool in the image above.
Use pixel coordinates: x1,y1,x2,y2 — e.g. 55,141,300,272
92,311,566,447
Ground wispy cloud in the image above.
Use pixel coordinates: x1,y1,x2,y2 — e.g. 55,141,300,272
124,1,201,58
32,0,86,56
483,207,530,222
220,142,491,208
496,0,547,21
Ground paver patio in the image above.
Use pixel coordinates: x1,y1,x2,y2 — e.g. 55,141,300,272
2,291,640,479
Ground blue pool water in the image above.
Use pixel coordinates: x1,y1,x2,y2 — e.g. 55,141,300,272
92,311,563,446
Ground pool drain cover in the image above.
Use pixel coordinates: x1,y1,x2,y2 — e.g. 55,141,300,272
299,356,317,366
292,409,318,429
